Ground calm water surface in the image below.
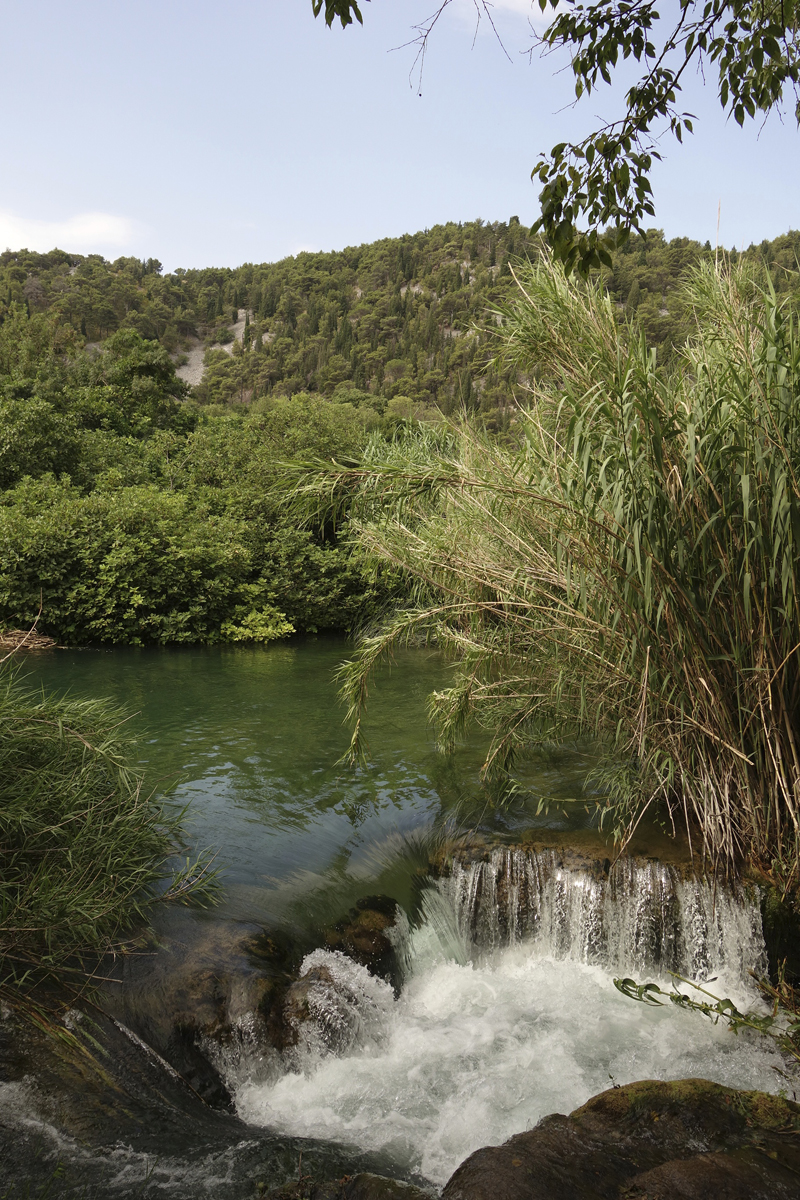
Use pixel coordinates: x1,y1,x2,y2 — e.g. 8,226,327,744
23,638,592,934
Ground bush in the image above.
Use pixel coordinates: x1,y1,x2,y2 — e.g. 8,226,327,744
0,477,255,644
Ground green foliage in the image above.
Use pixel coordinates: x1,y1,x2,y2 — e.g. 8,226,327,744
0,667,217,978
61,328,191,436
614,972,800,1065
220,606,295,643
313,0,362,29
290,258,800,878
0,399,80,488
3,226,798,419
0,290,390,643
0,478,252,644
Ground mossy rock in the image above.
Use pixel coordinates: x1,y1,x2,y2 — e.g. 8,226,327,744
442,1079,800,1200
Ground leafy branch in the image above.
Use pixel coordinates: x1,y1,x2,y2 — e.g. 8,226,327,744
532,0,800,272
615,970,800,1064
313,0,800,274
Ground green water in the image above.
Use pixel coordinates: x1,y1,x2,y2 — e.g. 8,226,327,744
21,638,593,934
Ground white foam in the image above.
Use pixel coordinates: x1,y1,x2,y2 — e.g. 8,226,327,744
237,957,784,1185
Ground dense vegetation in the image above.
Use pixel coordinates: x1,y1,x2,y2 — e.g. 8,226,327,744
0,667,217,982
0,316,389,644
1,221,798,649
4,223,799,417
292,259,800,888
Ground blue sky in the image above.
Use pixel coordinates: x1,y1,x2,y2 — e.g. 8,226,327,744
1,0,797,270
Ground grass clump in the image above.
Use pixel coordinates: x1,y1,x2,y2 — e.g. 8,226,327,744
288,258,800,885
0,666,214,983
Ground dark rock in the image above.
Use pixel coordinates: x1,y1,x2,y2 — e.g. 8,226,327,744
624,1149,800,1198
323,895,402,989
441,1079,800,1200
99,920,297,1104
266,1172,431,1200
344,1175,432,1200
760,886,800,986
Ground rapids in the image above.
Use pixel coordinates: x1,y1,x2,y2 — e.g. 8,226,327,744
232,849,785,1188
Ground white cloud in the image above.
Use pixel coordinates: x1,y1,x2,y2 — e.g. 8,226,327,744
0,209,136,255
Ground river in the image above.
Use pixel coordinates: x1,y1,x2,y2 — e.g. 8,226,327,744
17,638,790,1190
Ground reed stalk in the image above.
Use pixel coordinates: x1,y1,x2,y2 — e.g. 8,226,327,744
287,259,800,883
0,667,217,985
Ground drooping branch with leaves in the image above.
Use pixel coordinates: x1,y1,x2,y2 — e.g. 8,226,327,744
313,0,800,274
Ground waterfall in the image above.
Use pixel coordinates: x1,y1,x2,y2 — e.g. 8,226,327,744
233,850,780,1188
418,848,766,984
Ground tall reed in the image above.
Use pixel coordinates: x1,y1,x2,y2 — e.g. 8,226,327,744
290,260,800,883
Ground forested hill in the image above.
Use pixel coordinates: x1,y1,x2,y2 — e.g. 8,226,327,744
3,222,799,432
1,220,799,648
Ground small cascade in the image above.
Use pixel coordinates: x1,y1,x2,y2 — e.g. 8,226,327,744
421,848,766,983
233,849,783,1187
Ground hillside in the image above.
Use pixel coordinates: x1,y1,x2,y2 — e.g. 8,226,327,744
4,222,799,434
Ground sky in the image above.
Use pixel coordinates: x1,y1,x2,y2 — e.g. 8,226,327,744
1,0,798,271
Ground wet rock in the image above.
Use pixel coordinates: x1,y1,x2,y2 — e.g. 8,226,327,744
0,1001,420,1199
441,1079,800,1200
343,1176,432,1200
281,949,394,1057
100,920,298,1104
266,1173,431,1200
323,895,402,989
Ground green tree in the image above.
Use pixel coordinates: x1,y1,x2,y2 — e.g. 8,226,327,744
62,329,191,436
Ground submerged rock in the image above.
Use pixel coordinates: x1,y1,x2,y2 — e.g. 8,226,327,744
441,1078,800,1199
323,895,403,989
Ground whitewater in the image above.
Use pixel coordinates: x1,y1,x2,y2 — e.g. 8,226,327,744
232,851,790,1188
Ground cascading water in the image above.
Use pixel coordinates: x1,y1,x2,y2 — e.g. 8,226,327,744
233,849,787,1189
420,848,767,980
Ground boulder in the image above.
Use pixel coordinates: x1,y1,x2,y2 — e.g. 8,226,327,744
281,949,394,1059
323,895,402,989
441,1079,800,1200
100,920,298,1104
266,1172,431,1199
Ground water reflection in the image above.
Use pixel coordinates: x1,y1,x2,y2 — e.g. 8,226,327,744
23,639,597,931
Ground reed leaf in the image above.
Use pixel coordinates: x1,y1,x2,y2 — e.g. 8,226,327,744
286,257,800,881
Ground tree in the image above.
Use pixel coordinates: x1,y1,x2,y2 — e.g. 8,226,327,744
313,0,800,275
